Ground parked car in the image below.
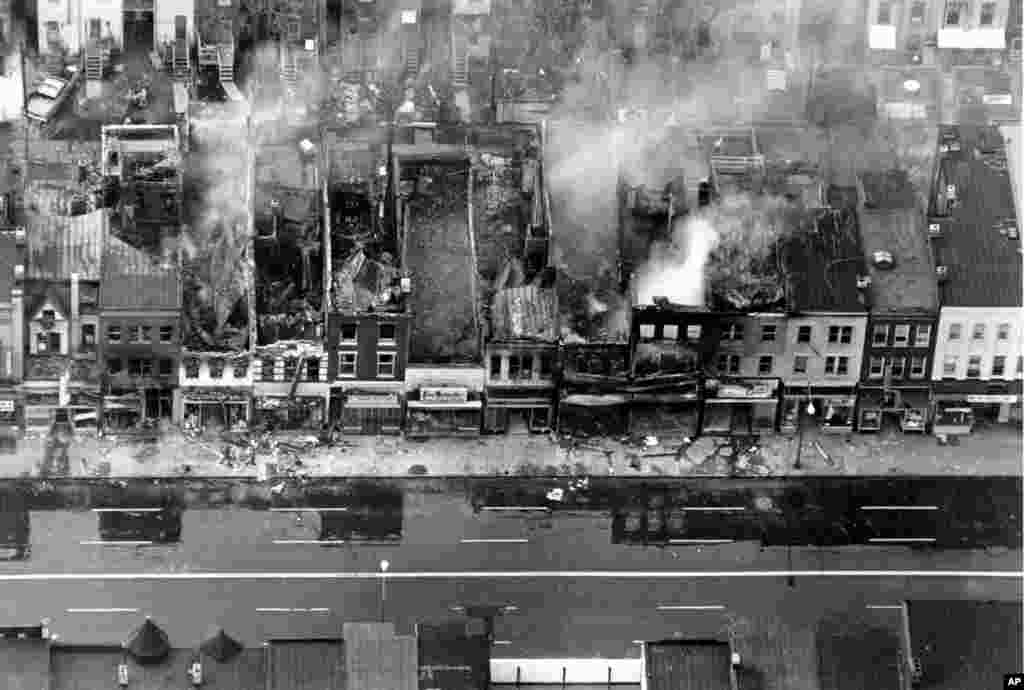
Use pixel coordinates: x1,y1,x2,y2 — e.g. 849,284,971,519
25,65,81,125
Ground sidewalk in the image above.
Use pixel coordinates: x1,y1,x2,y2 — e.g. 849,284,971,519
2,424,1020,478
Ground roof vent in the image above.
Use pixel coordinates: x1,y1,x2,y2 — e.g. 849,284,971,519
856,275,872,289
872,251,895,269
936,265,949,281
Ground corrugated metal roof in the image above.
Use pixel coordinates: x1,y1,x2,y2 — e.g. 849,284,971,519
490,286,557,341
343,623,417,690
26,210,108,281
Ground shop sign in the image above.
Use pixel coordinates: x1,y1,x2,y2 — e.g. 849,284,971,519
982,93,1012,105
422,387,468,403
717,383,774,399
0,400,14,413
349,393,398,406
966,394,1019,404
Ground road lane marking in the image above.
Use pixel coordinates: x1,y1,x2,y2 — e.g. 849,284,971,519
268,507,349,512
669,539,735,544
860,506,939,511
493,640,512,646
257,608,331,613
481,507,551,512
80,541,155,546
684,501,749,507
0,570,1018,581
460,539,530,544
91,508,165,513
657,605,726,611
272,540,348,545
66,608,139,614
866,605,904,609
864,536,937,544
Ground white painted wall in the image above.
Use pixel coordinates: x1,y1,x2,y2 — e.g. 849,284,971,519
932,306,1024,380
155,0,194,49
781,314,867,388
38,0,124,55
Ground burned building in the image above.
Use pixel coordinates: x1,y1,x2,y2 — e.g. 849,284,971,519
100,124,184,255
323,125,410,434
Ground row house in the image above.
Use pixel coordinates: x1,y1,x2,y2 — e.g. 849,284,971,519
98,248,181,428
251,341,328,430
177,352,253,429
483,285,557,434
865,0,1012,63
0,227,25,439
20,210,107,431
928,124,1022,435
557,341,632,437
855,170,938,433
780,201,869,434
37,0,193,59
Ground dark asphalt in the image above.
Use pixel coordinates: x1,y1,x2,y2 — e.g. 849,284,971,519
2,576,1020,660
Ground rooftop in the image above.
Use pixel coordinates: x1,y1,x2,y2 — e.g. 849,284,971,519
26,210,108,281
332,249,403,314
645,640,733,690
857,171,938,313
784,206,868,313
907,600,1022,690
0,230,20,303
490,286,557,342
399,154,478,363
930,125,1021,308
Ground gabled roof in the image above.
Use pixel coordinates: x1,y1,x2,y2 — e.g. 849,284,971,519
25,283,70,321
930,125,1021,308
490,286,556,342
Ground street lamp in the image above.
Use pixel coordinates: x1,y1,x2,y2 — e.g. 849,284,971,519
795,385,814,470
378,560,390,620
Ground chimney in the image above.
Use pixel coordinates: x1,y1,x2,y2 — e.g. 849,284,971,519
70,272,80,355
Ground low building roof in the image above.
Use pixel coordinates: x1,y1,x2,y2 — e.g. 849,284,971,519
490,286,557,342
785,207,868,313
931,125,1021,308
858,171,938,312
26,210,108,281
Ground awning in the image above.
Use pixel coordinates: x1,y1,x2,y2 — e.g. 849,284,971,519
561,394,628,407
706,397,778,405
630,393,699,404
486,397,553,408
966,394,1021,404
346,396,401,409
407,400,482,410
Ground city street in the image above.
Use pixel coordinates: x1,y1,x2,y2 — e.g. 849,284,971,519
2,574,1020,662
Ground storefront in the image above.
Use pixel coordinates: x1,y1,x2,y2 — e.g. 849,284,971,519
701,378,779,435
22,389,60,431
784,385,856,433
253,395,326,431
625,380,701,439
932,381,1022,436
406,387,482,438
336,389,403,435
484,387,554,434
558,392,629,437
180,387,252,432
857,388,930,433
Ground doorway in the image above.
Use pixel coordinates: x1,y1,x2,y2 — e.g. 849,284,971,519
123,10,155,53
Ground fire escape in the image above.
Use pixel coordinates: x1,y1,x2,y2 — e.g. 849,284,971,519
84,40,111,83
707,127,766,196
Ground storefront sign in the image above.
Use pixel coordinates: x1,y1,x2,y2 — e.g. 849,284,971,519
966,394,1020,404
0,400,14,413
422,387,468,403
348,393,399,407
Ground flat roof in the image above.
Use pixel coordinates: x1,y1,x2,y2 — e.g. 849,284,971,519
931,125,1022,307
645,640,733,690
908,600,1022,690
785,206,867,313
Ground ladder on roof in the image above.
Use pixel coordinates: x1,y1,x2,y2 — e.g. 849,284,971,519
84,42,108,82
217,45,234,84
172,38,190,82
452,44,468,87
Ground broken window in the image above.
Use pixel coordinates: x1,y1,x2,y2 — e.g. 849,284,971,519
140,325,153,343
160,325,174,343
890,357,905,378
490,355,502,380
872,324,889,346
184,358,200,378
341,323,358,342
539,354,553,378
129,359,144,376
108,358,123,374
209,358,225,379
233,360,249,378
283,358,299,380
379,323,396,342
520,355,534,380
306,358,321,381
378,353,395,377
508,355,522,379
723,323,744,341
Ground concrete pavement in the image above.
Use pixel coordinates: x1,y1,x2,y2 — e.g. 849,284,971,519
5,423,1022,478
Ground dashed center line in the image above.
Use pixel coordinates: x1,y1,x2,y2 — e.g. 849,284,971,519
868,538,937,544
66,608,140,614
656,605,726,611
80,541,155,546
460,539,530,544
682,507,747,512
669,539,735,545
256,608,330,614
268,508,349,512
860,506,939,511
